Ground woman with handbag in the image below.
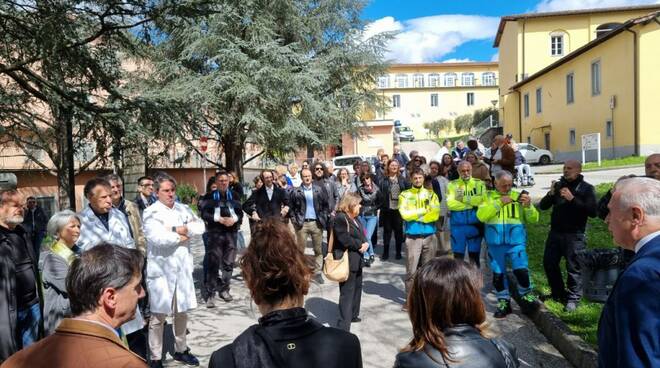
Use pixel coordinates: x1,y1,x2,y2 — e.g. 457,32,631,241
333,192,369,332
208,219,363,368
395,258,520,368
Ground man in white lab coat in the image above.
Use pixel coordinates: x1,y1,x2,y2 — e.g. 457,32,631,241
143,173,205,367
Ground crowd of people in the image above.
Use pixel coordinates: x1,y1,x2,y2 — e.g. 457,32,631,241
0,141,658,367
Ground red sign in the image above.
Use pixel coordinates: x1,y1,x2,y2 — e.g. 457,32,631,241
200,136,208,153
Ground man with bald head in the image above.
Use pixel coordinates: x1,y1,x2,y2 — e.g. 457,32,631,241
645,153,660,180
539,160,597,311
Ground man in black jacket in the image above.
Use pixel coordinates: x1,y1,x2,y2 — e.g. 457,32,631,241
201,172,243,307
133,176,156,216
539,160,597,311
243,170,290,224
291,169,329,281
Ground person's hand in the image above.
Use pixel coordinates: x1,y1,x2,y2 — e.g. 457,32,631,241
519,193,531,207
280,206,289,217
549,180,557,195
560,188,574,201
359,242,369,253
221,217,237,227
179,235,190,243
500,196,513,205
251,212,261,221
175,226,188,236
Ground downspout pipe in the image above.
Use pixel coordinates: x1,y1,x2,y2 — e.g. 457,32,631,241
517,90,523,143
624,27,639,156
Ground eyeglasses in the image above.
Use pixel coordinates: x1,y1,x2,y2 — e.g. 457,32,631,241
314,167,323,171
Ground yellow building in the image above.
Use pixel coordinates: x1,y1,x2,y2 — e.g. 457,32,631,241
372,62,499,140
495,4,660,160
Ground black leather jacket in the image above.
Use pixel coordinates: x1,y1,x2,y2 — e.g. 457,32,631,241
290,183,330,230
395,325,519,368
379,175,410,210
357,184,382,217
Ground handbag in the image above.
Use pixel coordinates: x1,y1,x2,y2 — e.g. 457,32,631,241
322,222,350,283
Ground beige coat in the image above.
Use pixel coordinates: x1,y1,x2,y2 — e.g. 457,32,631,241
125,200,146,255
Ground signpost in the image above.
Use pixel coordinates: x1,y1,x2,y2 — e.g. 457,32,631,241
581,133,601,166
200,136,208,188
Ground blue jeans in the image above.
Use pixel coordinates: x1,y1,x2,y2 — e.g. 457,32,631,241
488,243,532,300
359,216,378,259
17,302,41,348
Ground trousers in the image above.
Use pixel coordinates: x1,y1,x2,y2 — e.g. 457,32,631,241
488,243,532,300
381,208,404,258
543,231,585,301
205,231,238,297
148,287,188,361
405,235,437,293
296,221,324,268
337,267,363,331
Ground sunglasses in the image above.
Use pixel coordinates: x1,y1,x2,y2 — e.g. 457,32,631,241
314,167,323,171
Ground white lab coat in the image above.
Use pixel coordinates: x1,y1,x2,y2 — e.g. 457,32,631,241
143,201,205,314
76,205,142,334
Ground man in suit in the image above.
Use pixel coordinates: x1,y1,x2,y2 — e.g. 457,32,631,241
243,170,290,223
599,177,660,367
1,244,147,367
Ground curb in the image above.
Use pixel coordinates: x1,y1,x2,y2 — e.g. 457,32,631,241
511,294,598,368
537,164,644,175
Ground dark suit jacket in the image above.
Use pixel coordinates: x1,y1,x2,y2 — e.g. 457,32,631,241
332,212,367,272
290,184,329,230
597,234,660,368
200,189,244,233
243,185,289,221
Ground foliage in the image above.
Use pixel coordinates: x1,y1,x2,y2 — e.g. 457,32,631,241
472,107,499,128
176,183,198,205
582,155,646,171
423,119,452,138
527,182,614,346
453,114,473,134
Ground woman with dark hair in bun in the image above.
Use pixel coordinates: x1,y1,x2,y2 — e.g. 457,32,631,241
208,219,363,368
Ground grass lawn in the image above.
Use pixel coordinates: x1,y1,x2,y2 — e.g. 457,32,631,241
581,156,646,171
527,182,615,346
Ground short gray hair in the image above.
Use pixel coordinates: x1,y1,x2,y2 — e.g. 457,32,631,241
153,172,177,191
495,170,513,182
103,173,122,185
457,160,472,170
614,177,660,217
47,210,81,238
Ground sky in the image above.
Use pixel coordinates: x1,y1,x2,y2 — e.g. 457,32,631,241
361,0,660,63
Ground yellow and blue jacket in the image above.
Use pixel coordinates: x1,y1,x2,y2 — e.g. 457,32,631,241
398,186,440,236
477,190,539,246
447,177,486,225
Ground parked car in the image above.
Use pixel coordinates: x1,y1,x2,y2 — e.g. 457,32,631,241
332,155,378,175
518,143,553,165
395,126,415,142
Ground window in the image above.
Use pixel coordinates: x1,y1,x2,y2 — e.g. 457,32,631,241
591,61,601,96
377,75,390,89
482,72,496,86
412,74,424,88
395,74,408,88
461,73,474,86
392,94,401,108
536,87,542,113
524,93,530,117
428,73,440,87
566,73,574,104
444,73,457,87
606,120,613,138
466,92,474,106
430,93,438,107
551,34,564,56
569,129,576,145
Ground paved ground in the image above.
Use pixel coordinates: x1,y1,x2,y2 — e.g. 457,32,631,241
157,224,570,368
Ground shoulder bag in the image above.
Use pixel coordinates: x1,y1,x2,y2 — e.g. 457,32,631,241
322,217,350,282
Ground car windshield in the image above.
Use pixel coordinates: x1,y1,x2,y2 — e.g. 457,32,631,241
400,127,411,132
334,157,361,166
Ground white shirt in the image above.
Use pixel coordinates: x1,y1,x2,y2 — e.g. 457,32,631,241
634,229,660,253
266,185,274,201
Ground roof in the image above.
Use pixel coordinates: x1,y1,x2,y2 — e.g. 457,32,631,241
509,11,660,91
388,62,498,69
493,4,660,47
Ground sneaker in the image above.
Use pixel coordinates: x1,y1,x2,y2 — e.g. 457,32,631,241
148,360,163,368
363,259,371,267
219,290,233,302
173,349,200,366
206,296,215,308
494,299,512,318
369,255,375,264
564,301,578,312
351,317,362,323
519,293,540,315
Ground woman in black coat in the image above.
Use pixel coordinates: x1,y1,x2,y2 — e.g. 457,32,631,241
395,258,519,368
208,219,362,368
333,192,369,332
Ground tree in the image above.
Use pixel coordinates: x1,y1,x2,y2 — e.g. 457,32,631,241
137,0,390,179
472,107,499,128
454,114,473,134
423,119,452,138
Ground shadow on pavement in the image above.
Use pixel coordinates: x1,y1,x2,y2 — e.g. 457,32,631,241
362,280,406,306
305,296,339,326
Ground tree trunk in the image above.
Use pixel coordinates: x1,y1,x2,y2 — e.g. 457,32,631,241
223,136,244,181
56,106,76,210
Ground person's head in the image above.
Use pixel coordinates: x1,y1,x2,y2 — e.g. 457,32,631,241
240,219,315,314
441,153,453,167
104,174,123,206
360,160,371,174
228,171,238,184
456,141,464,149
393,143,401,154
0,189,25,230
424,175,434,190
47,210,81,247
301,168,313,186
153,173,177,208
352,160,361,174
387,159,400,176
260,169,274,188
271,170,281,186
26,196,36,209
429,161,441,177
253,175,263,190
443,139,452,149
301,161,310,170
66,244,144,328
465,152,478,165
337,192,362,218
338,168,350,182
376,148,385,159
413,155,423,167
84,178,113,214
645,154,660,180
467,139,479,152
360,172,375,187
563,160,582,182
494,171,513,194
411,168,425,188
381,154,390,165
206,176,217,193
493,135,504,148
457,161,472,180
409,150,419,161
606,177,660,250
404,258,486,359
326,162,334,174
215,172,230,192
288,163,299,176
137,176,154,197
312,162,327,180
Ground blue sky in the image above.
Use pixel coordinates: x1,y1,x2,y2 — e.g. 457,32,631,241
361,0,660,63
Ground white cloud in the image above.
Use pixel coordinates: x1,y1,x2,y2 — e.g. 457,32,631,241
442,58,474,63
364,14,500,63
535,0,660,12
490,53,499,62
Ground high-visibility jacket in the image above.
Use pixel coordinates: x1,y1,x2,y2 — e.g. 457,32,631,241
447,177,486,225
398,186,441,236
477,190,539,246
